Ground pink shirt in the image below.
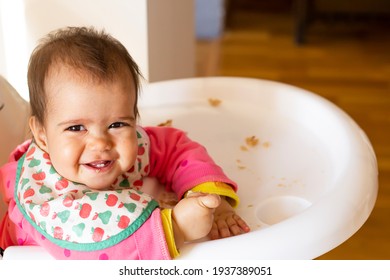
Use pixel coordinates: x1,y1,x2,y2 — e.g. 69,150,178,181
0,126,237,259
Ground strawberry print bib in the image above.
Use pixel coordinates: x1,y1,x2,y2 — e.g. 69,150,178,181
14,127,159,251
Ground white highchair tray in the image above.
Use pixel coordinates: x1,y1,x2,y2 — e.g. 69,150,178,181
2,77,378,260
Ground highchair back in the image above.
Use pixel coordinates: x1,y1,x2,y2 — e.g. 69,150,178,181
0,76,30,218
0,75,30,165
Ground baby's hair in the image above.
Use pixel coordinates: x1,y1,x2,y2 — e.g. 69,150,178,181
28,26,143,124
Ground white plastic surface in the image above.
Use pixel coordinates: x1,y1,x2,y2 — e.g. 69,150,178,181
1,77,378,260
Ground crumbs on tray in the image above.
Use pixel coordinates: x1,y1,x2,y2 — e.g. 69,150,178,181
236,159,246,170
238,136,271,170
241,136,271,151
240,145,248,151
157,119,173,127
262,141,271,148
245,136,259,147
208,98,222,107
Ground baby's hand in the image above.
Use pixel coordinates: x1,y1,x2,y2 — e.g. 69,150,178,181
172,192,221,245
209,197,250,240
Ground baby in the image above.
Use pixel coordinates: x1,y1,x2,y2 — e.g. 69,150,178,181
0,27,249,260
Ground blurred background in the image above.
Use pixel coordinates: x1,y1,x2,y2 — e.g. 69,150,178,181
196,0,389,259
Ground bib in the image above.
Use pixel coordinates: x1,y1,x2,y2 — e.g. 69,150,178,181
15,127,159,251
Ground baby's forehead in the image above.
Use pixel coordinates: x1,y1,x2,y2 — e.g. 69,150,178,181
43,65,136,109
45,62,134,89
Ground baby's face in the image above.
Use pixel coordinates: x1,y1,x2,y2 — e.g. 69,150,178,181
34,66,138,190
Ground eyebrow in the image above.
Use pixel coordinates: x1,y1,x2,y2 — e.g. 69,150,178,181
57,116,136,127
117,116,137,123
57,119,88,127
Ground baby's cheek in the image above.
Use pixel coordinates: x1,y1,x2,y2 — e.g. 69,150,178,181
119,150,137,173
50,154,80,184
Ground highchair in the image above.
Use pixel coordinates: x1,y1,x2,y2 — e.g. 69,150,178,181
0,75,378,259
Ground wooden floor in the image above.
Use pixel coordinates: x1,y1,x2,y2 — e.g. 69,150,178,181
196,7,390,259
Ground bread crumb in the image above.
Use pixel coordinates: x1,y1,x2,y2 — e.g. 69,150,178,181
236,159,246,170
157,119,172,127
241,136,271,151
240,145,248,151
245,136,259,147
262,141,271,148
208,98,222,107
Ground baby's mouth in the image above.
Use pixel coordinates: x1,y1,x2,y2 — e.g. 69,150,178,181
84,160,113,172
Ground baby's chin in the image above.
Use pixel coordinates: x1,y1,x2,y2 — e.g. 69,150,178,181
75,175,118,191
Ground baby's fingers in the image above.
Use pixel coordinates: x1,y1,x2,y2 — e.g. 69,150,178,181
209,214,250,240
225,214,250,236
217,218,232,238
233,214,251,233
209,222,220,240
209,219,231,240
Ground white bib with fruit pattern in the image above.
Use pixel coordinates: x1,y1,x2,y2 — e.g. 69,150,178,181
15,127,159,251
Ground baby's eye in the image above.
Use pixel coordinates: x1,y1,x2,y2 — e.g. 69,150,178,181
66,125,85,132
109,122,129,129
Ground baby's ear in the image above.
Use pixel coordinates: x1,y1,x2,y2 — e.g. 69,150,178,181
29,116,49,152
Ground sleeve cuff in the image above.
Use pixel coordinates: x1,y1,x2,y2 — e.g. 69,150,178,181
188,182,240,208
160,208,180,258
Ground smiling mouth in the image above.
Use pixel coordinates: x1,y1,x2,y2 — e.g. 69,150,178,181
84,160,113,173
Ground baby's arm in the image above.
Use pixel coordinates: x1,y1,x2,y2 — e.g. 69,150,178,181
144,126,238,197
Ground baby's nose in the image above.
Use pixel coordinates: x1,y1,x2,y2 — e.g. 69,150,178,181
87,135,113,152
